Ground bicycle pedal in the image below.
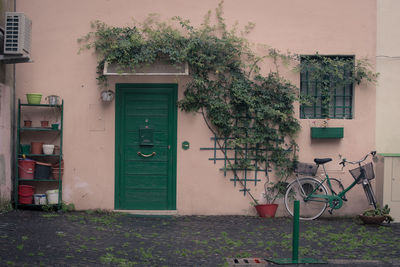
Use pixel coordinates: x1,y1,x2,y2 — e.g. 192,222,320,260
328,209,333,215
342,196,348,202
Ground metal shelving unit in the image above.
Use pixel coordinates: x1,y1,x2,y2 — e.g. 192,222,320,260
15,99,64,208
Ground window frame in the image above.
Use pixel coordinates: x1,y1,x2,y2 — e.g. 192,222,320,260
299,55,354,119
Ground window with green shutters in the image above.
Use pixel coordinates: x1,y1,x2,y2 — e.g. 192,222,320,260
300,55,354,119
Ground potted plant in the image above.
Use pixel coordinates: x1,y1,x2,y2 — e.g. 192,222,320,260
40,120,49,127
24,120,32,127
41,110,51,128
23,114,32,127
254,180,288,218
359,204,394,224
252,147,297,218
50,104,61,130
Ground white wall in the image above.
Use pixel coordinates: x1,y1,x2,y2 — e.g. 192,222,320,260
376,0,400,221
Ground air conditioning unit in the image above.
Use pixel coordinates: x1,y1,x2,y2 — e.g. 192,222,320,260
4,12,31,55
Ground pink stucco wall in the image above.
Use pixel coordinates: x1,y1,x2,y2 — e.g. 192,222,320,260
15,0,376,215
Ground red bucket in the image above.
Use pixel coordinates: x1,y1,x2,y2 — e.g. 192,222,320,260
19,195,33,204
18,185,34,195
18,185,34,204
18,159,35,179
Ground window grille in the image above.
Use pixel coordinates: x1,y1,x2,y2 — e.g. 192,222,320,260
300,56,354,119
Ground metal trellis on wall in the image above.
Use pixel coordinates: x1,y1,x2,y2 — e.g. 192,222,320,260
200,135,271,196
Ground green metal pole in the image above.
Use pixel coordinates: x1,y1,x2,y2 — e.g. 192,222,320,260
267,199,324,264
292,200,299,262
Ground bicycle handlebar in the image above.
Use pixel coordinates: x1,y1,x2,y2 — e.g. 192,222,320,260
339,151,376,167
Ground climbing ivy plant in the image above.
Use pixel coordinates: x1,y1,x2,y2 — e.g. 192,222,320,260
299,54,378,118
79,2,376,205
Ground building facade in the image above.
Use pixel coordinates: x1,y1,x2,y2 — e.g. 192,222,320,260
14,0,377,216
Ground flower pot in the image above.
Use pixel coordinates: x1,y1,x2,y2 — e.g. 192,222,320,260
46,95,60,105
53,160,64,168
31,142,44,154
358,214,386,224
24,120,32,127
40,120,49,127
255,204,278,218
52,167,63,180
42,144,55,155
26,93,42,104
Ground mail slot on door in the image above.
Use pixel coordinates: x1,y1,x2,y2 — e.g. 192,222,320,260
139,128,154,146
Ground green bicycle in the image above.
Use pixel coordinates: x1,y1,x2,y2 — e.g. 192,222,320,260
284,151,377,220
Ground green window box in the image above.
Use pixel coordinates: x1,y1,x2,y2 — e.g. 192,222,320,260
311,127,344,139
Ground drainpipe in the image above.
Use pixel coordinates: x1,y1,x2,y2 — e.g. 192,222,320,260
10,0,16,204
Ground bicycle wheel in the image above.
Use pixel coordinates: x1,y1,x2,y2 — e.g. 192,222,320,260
362,180,377,209
284,177,328,220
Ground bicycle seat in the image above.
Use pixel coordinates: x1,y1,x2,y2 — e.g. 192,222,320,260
314,158,332,165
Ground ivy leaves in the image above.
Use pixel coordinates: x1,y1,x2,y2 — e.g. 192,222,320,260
79,5,301,203
299,54,377,118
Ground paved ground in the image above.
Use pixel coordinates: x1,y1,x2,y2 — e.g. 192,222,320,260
0,210,400,266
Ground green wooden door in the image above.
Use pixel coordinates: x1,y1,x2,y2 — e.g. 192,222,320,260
115,84,177,210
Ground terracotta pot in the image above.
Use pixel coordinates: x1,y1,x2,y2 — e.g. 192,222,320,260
52,168,64,180
358,214,386,224
24,120,32,127
255,204,278,218
54,145,60,155
31,142,44,154
53,160,64,168
40,120,49,127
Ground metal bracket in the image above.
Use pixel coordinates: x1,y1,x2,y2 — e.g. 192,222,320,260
0,55,32,64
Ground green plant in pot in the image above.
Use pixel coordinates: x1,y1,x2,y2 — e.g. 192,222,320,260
254,148,297,218
359,204,394,224
254,176,290,218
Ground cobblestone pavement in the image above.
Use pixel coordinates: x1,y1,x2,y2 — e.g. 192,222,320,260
0,210,399,266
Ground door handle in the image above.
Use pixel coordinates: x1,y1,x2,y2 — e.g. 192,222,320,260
137,151,156,158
